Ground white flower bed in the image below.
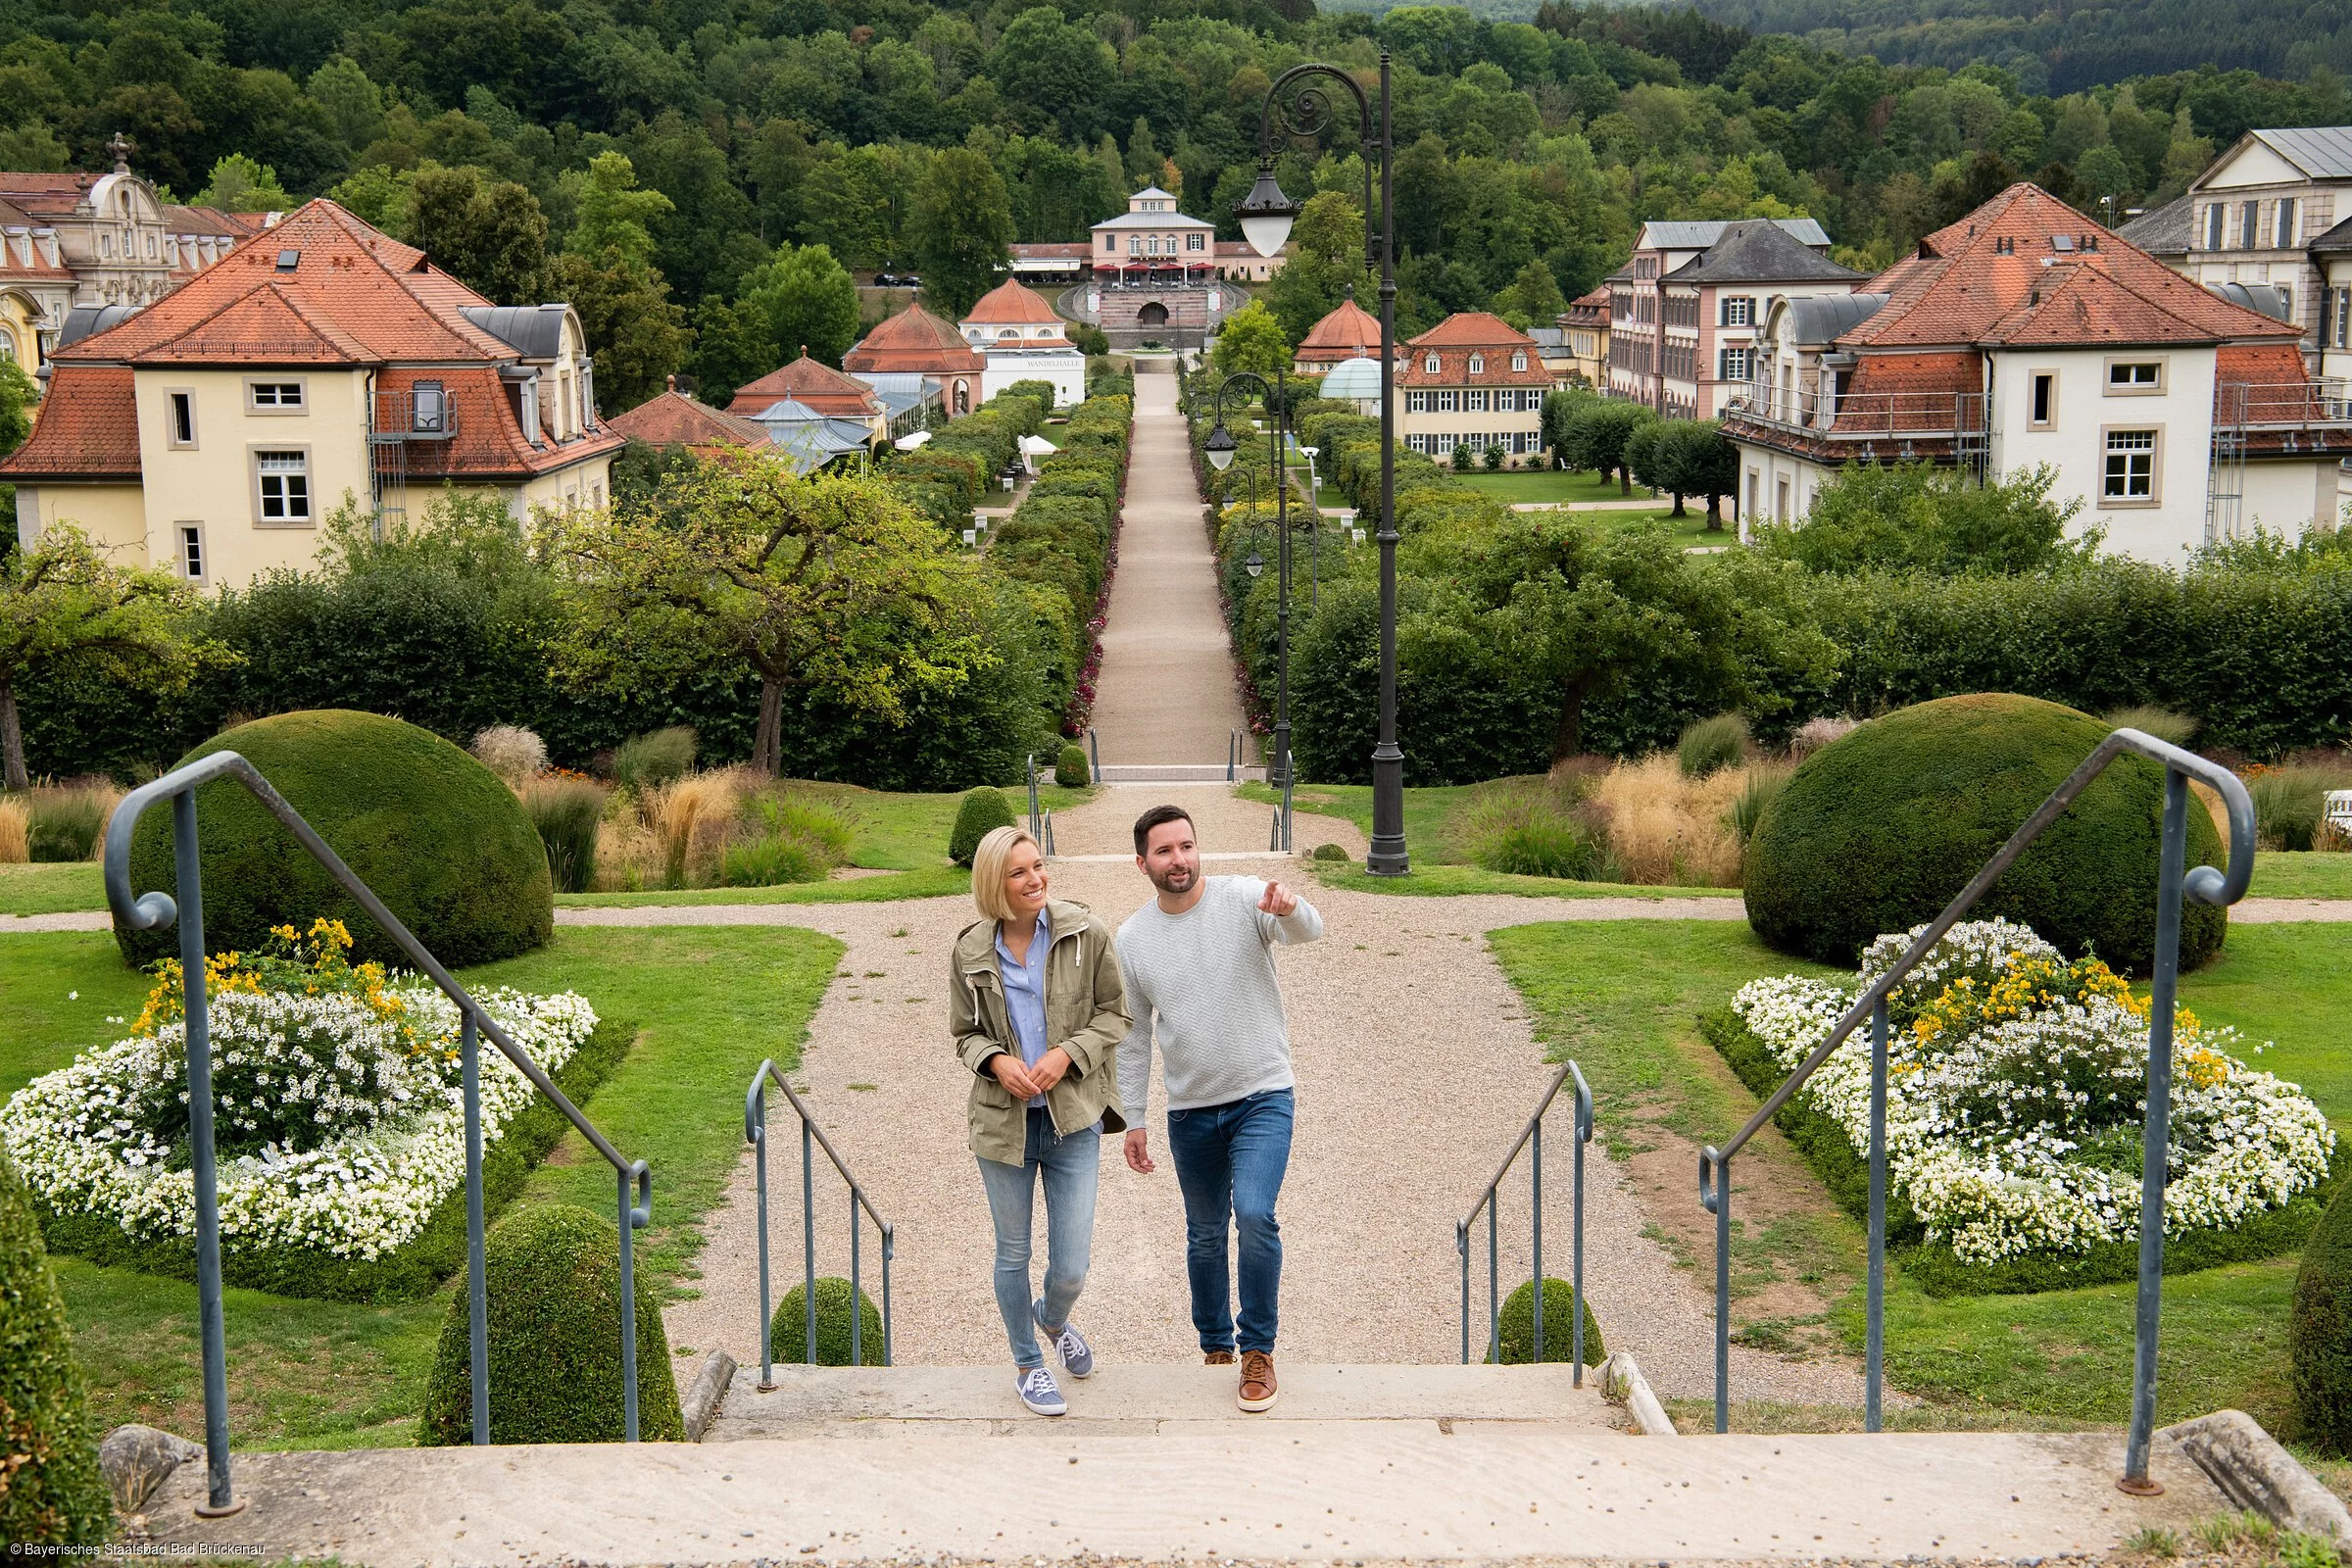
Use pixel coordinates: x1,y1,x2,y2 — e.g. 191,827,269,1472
1733,918,2334,1264
1,984,597,1261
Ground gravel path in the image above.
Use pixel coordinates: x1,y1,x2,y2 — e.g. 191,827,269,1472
1086,361,1248,773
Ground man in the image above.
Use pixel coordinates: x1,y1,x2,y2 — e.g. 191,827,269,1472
1116,803,1324,1411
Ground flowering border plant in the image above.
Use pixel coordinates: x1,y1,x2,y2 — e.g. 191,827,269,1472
1,921,595,1262
1733,918,2334,1265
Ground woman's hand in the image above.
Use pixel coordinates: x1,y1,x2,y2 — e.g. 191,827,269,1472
1027,1047,1072,1094
990,1053,1043,1099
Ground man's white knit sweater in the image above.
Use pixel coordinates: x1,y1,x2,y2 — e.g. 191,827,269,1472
1115,875,1325,1122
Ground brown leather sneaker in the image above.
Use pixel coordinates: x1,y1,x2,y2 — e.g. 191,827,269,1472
1203,1349,1235,1366
1239,1350,1278,1412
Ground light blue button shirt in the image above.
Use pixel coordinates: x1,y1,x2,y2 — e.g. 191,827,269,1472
994,911,1051,1108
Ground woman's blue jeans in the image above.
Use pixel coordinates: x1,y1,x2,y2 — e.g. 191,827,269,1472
1166,1088,1295,1356
975,1106,1100,1369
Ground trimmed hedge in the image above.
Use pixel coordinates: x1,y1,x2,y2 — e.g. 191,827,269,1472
768,1276,885,1367
1700,1006,2337,1297
950,787,1017,866
118,710,554,970
0,1143,112,1546
2291,1175,2352,1451
1743,694,2228,974
37,1016,633,1302
417,1202,684,1445
1492,1277,1605,1365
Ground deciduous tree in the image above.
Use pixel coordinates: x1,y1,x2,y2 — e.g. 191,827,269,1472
1211,300,1291,376
738,241,860,368
909,149,1014,318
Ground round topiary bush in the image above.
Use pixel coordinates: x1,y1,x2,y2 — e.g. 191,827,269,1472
2289,1175,2352,1451
0,1144,112,1545
1492,1277,1605,1366
768,1276,885,1367
949,787,1018,867
416,1203,684,1445
1054,744,1092,788
1743,694,2227,973
1311,842,1349,862
118,710,554,970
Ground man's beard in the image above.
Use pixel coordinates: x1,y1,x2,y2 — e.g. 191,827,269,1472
1147,860,1197,895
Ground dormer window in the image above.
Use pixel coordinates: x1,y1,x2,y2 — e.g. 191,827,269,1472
1468,353,1485,374
414,381,446,433
1510,351,1526,371
1424,353,1440,374
1000,328,1019,340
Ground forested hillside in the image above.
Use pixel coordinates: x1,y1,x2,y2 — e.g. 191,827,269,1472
4,0,2347,411
1683,0,2352,97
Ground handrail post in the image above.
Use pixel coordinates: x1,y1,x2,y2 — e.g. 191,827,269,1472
2122,767,2192,1495
464,1011,488,1446
1487,1200,1499,1365
1572,1064,1590,1384
1702,1148,1730,1434
1456,1219,1470,1365
753,1074,775,1390
882,1221,896,1367
1866,999,1887,1433
1026,754,1042,841
173,790,240,1518
618,1162,646,1443
1087,727,1101,784
850,1189,863,1367
1530,1118,1544,1364
803,1119,818,1364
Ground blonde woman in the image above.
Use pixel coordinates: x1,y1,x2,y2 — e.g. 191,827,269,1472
949,824,1131,1415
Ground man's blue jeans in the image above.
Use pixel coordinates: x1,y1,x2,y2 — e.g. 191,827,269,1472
975,1107,1100,1369
1165,1088,1295,1356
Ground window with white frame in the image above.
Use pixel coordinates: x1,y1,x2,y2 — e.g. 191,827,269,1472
1468,353,1485,374
2106,360,2163,392
2335,287,2351,349
1722,296,1754,326
168,390,195,447
1424,353,1440,373
2103,429,2157,501
1188,232,1204,251
1407,433,1430,454
1408,390,1429,413
1464,389,1489,413
255,450,311,521
248,380,305,410
2030,371,2055,428
1719,347,1750,381
1437,390,1458,413
1510,351,1527,370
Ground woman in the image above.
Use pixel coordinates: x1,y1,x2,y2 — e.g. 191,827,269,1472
949,823,1131,1416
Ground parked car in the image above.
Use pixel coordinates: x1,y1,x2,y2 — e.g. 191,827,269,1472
874,271,904,287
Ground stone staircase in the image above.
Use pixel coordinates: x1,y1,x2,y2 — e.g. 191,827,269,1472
138,1360,2251,1566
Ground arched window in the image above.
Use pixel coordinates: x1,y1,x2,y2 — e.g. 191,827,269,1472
999,328,1018,339
1468,353,1485,374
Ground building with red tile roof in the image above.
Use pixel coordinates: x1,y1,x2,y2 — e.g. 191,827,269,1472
1396,313,1553,466
1724,182,2347,558
2,197,622,588
607,376,774,457
844,305,983,416
727,353,888,442
1293,291,1383,370
959,281,1086,408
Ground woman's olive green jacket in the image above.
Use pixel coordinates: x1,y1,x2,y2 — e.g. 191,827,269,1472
948,898,1131,1165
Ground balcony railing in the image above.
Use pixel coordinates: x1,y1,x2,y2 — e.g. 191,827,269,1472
1730,386,1986,438
370,388,458,443
2222,379,2352,428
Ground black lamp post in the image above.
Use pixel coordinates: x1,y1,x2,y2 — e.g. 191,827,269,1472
1206,369,1292,793
1237,56,1406,873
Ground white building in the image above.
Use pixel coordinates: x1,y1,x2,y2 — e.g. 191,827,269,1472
959,279,1087,408
1723,182,2350,558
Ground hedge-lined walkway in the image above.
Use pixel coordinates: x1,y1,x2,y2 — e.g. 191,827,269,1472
1086,363,1248,772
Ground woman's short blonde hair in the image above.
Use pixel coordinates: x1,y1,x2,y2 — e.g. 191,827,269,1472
970,824,1043,923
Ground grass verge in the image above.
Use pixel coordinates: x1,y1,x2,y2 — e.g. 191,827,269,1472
0,861,104,916
2247,851,2352,901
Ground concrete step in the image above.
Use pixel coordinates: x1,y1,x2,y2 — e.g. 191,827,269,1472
705,1359,1620,1440
141,1415,2231,1566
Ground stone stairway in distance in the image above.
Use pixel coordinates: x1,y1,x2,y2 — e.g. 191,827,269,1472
139,1359,2235,1565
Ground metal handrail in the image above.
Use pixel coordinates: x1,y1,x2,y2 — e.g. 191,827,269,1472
1695,728,2254,1491
1457,1060,1593,1381
1086,727,1102,784
103,752,656,1512
1025,752,1042,841
744,1059,894,1382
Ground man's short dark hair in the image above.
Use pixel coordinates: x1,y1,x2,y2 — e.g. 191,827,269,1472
1134,804,1194,857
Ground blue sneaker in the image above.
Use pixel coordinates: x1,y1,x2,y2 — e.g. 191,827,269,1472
1035,1299,1095,1378
1016,1363,1065,1416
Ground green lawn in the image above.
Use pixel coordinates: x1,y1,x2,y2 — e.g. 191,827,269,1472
1456,469,1652,505
1491,917,2352,1435
7,922,841,1447
0,862,104,916
2248,851,2352,900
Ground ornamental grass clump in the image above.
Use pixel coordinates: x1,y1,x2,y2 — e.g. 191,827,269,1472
0,796,26,862
1677,713,1748,779
470,725,549,786
1461,773,1609,881
1731,918,2335,1268
1589,753,1746,886
0,918,597,1269
523,777,606,893
613,725,697,794
24,781,118,861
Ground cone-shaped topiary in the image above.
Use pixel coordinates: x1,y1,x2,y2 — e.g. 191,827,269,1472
949,787,1018,867
1055,744,1091,788
2290,1176,2352,1451
768,1276,885,1367
0,1143,112,1545
1490,1277,1605,1366
1743,694,2227,973
119,710,553,970
416,1203,684,1445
